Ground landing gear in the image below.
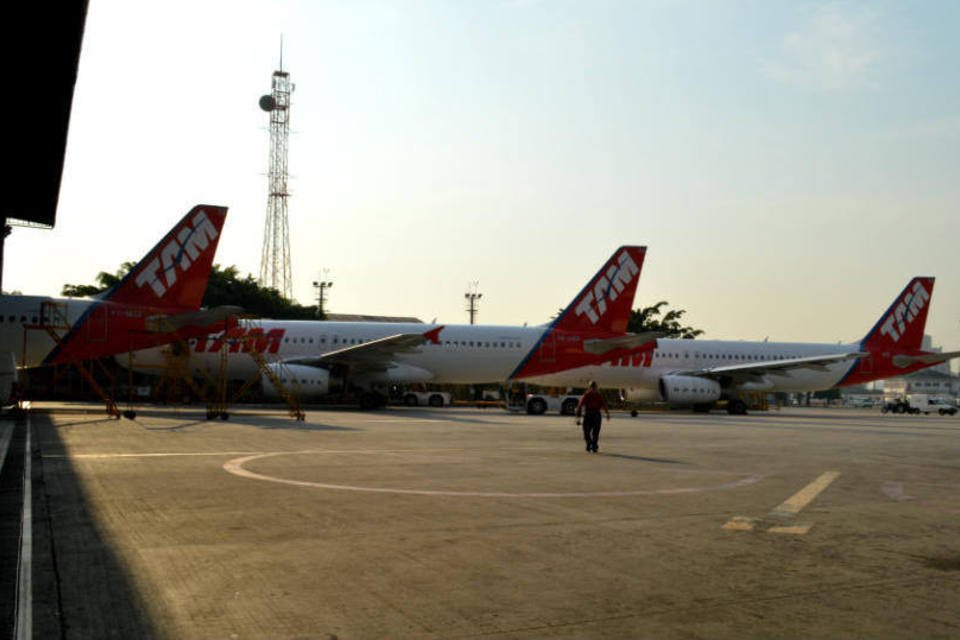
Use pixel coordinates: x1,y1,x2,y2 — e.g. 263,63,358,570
692,402,715,414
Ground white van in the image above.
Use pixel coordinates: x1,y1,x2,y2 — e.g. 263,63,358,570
906,394,958,416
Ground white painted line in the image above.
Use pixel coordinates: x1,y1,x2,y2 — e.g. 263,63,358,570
223,451,763,498
357,418,451,424
16,419,32,640
46,448,466,460
0,422,13,472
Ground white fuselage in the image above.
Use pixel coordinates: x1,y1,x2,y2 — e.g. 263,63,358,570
0,295,94,368
525,338,860,397
123,322,864,398
124,320,551,386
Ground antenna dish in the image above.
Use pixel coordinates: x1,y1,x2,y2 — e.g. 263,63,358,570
259,95,277,112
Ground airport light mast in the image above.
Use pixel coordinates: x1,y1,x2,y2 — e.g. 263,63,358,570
313,276,333,319
465,282,482,325
258,41,294,300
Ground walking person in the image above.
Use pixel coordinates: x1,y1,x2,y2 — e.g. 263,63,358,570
576,381,610,453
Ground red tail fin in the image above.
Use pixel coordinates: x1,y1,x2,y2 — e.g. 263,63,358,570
508,246,646,380
43,205,228,366
552,246,647,335
105,205,228,310
861,277,934,351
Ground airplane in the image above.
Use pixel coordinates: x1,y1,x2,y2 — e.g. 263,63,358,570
0,204,236,405
119,245,654,409
522,276,960,414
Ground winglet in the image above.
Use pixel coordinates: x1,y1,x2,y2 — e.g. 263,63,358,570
423,326,444,345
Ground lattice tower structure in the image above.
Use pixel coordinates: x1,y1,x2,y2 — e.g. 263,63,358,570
259,69,294,299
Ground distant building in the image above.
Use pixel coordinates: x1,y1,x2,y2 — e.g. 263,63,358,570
920,335,953,376
883,369,958,400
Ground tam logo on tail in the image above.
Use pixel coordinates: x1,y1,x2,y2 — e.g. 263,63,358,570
879,280,930,343
509,245,646,380
860,276,935,353
574,250,641,325
135,209,220,299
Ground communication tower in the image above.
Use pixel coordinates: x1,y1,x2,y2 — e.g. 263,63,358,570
258,44,294,299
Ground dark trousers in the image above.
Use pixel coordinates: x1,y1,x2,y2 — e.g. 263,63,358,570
582,411,602,450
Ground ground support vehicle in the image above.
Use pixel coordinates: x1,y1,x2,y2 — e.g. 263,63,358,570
524,393,580,416
400,390,452,408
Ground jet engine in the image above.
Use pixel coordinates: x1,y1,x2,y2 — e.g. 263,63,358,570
658,375,722,404
262,364,331,400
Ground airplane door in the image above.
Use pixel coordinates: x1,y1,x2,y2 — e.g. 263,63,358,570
858,355,873,375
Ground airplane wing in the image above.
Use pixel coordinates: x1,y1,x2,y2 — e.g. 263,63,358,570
892,350,960,368
282,332,432,374
583,332,662,355
675,351,868,383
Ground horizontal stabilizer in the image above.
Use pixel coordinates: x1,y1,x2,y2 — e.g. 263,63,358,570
145,306,244,333
892,350,960,368
583,332,662,355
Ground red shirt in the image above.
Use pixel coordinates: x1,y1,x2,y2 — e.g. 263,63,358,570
578,388,608,413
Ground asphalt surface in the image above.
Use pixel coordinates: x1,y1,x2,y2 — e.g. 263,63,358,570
12,403,960,639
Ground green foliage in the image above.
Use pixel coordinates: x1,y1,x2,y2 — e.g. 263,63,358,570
627,301,703,339
202,265,317,319
61,261,136,298
62,263,318,320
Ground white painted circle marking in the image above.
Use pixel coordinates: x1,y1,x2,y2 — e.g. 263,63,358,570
223,450,763,498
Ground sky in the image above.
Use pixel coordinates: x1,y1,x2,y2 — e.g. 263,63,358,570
6,0,959,362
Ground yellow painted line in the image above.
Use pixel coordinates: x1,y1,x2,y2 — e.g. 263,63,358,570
768,524,812,535
770,471,841,516
723,471,840,535
721,516,758,531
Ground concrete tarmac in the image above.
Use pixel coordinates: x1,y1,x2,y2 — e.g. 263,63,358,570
21,403,960,638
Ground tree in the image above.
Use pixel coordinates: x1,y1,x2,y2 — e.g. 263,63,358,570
202,265,317,319
62,261,137,297
62,263,318,320
627,301,703,339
